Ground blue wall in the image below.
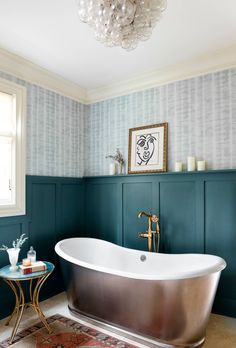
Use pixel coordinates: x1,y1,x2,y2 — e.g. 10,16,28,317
85,169,236,318
0,175,84,319
0,70,85,178
85,68,236,176
0,170,236,320
1,67,236,178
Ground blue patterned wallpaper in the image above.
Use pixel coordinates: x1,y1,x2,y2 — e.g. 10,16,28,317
85,68,236,176
0,71,85,177
1,67,235,178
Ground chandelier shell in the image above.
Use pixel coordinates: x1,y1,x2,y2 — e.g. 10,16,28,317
77,0,167,51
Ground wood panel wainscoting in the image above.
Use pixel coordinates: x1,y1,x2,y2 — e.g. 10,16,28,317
85,170,236,318
0,176,85,319
0,170,236,319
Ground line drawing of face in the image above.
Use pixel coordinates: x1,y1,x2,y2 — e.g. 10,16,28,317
136,134,156,165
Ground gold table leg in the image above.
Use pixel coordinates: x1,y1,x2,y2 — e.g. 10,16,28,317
4,280,19,327
10,281,25,344
31,273,52,333
4,280,25,344
4,272,52,344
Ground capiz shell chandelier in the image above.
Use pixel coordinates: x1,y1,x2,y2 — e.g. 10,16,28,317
77,0,167,51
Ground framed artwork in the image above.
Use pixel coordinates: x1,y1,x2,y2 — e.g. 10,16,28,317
128,123,168,174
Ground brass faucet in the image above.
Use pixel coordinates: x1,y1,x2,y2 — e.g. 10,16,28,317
138,211,160,252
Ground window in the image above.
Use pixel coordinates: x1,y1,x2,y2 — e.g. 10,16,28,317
0,78,26,217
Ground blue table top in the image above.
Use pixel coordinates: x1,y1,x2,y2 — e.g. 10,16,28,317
0,261,54,281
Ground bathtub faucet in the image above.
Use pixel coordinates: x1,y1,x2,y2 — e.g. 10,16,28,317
138,211,152,219
138,211,160,253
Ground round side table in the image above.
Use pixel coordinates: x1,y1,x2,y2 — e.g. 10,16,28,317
0,261,54,344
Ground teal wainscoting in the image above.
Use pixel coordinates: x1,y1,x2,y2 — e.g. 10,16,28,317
1,171,235,319
84,170,236,318
0,175,85,320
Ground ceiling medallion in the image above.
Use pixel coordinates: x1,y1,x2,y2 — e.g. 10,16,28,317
77,0,167,51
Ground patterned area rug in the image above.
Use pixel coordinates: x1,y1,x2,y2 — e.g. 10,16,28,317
0,314,138,348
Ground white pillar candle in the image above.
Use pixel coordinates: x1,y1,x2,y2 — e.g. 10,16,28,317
109,163,117,175
187,156,196,171
197,160,206,171
175,162,183,172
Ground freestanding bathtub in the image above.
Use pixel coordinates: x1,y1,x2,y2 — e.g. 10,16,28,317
55,238,226,348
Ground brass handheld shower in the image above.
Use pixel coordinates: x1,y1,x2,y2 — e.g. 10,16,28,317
137,212,160,252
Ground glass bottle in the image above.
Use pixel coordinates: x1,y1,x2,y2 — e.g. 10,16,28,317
27,246,36,263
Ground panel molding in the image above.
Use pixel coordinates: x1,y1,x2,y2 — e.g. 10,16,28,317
0,175,85,320
85,181,119,243
0,171,236,319
85,170,236,318
122,181,154,250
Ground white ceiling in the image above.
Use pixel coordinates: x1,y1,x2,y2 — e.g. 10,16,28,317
0,0,235,90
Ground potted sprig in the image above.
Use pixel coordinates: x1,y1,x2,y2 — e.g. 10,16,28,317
0,234,28,271
106,148,125,175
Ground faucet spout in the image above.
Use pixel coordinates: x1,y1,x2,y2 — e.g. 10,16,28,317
138,211,152,219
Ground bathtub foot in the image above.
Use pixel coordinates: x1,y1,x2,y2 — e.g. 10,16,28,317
68,306,205,348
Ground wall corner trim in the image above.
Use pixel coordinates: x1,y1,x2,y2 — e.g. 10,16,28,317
86,45,236,103
0,47,88,104
0,45,235,105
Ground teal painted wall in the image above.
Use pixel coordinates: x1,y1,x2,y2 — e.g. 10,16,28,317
85,170,236,318
0,170,236,320
0,175,85,319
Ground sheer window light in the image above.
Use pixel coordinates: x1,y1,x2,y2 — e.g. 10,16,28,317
0,78,26,217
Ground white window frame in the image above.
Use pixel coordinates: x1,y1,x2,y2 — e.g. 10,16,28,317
0,77,26,217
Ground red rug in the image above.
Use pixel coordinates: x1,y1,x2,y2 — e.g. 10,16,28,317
0,314,138,348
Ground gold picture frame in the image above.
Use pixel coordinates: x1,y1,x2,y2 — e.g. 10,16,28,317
128,123,168,174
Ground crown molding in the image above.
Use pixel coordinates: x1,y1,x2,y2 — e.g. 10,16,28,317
0,45,235,105
87,45,236,104
0,47,87,104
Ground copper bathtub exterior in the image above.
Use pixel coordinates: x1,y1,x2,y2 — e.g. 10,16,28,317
60,258,221,348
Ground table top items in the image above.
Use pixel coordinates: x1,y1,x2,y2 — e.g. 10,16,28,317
0,261,54,280
0,261,54,344
0,234,28,271
27,246,36,262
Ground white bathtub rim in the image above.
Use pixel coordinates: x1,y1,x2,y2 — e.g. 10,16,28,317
55,238,226,281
